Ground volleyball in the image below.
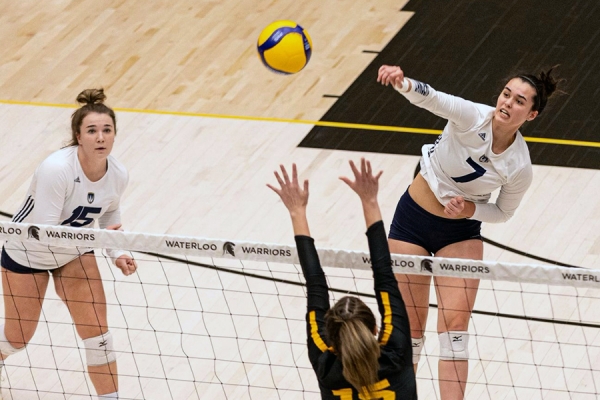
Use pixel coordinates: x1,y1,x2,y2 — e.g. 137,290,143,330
257,20,312,75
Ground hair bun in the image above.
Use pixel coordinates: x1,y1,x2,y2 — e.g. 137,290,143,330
76,88,107,106
538,66,560,98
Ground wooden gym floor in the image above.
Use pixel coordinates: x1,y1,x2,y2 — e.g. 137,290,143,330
0,0,599,399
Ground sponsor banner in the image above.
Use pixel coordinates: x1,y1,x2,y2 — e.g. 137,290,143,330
0,221,596,288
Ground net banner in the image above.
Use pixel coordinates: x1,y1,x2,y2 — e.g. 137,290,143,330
0,221,597,288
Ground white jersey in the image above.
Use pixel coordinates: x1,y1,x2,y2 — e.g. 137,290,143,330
4,146,128,270
397,79,533,223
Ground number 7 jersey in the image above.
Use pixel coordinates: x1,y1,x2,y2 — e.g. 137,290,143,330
4,146,129,270
397,79,533,223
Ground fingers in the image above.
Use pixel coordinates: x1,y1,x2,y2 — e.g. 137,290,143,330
105,224,122,231
377,65,404,86
118,257,137,276
280,164,291,185
444,196,465,217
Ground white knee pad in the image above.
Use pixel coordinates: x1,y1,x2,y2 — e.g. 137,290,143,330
439,331,469,361
83,331,116,366
411,336,426,364
0,325,25,357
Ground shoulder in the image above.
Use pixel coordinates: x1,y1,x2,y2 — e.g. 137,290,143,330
107,155,129,189
36,147,77,178
474,104,495,122
508,133,533,181
107,156,128,179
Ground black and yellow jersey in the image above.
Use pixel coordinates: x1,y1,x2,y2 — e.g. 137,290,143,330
295,220,417,399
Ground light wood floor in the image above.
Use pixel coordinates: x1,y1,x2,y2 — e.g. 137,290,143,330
0,0,599,399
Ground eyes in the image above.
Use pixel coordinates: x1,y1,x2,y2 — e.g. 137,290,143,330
86,127,114,135
502,91,525,105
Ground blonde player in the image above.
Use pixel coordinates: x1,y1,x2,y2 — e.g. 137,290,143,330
0,89,136,399
378,65,561,399
268,159,417,399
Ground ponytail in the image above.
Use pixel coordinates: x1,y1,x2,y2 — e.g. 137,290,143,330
516,66,564,115
325,296,380,397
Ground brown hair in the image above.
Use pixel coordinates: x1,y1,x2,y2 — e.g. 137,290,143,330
325,296,380,397
67,88,116,147
513,66,564,115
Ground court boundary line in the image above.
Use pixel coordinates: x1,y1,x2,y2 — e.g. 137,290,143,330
1,99,599,148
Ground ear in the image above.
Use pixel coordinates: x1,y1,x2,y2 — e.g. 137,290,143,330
76,133,81,144
527,110,539,121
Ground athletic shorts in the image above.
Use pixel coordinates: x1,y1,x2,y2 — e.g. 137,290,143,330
1,247,94,274
389,188,482,255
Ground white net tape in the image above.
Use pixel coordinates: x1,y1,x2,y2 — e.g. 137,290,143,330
0,221,597,288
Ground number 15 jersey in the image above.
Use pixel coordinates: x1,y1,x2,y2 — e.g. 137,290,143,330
4,146,128,270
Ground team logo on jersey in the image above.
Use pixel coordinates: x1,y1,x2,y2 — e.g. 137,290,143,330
478,132,486,141
87,192,95,204
28,225,40,241
413,80,430,96
479,154,489,163
223,242,236,256
74,177,81,183
420,258,433,273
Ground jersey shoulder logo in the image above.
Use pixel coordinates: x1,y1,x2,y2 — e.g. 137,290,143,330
87,192,95,204
74,177,81,183
478,132,486,141
413,80,430,96
479,154,489,163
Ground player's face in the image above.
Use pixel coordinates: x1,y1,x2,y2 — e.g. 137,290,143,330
77,112,116,160
494,78,538,128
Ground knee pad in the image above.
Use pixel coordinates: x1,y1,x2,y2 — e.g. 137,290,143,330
411,336,426,364
0,325,25,357
439,331,469,361
83,331,116,366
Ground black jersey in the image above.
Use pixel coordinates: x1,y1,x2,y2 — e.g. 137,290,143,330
295,220,417,399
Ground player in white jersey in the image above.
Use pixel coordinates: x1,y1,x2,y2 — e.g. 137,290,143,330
0,89,136,399
377,65,561,399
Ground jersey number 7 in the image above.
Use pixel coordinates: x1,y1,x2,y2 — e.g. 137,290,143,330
452,157,486,183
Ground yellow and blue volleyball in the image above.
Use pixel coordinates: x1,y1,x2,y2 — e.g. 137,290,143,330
257,20,312,75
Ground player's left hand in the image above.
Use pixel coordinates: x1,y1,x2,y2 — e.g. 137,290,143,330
340,158,383,202
116,255,137,276
377,65,406,89
444,196,465,218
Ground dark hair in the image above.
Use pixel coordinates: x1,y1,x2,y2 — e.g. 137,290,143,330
325,296,380,396
515,66,563,115
67,88,116,147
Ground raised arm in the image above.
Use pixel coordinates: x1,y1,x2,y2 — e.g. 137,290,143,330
339,158,383,229
268,164,331,362
267,163,310,236
377,64,484,132
340,159,411,350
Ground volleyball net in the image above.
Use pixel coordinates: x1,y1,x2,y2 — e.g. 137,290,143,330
0,221,599,399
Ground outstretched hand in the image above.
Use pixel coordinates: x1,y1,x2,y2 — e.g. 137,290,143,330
267,164,309,214
340,158,383,203
377,65,408,90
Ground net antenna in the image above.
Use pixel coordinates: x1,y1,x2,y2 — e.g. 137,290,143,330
1,221,599,399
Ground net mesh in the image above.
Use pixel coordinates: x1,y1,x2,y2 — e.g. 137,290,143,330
1,221,599,400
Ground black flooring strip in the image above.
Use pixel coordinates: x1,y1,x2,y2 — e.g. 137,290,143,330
300,0,600,170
